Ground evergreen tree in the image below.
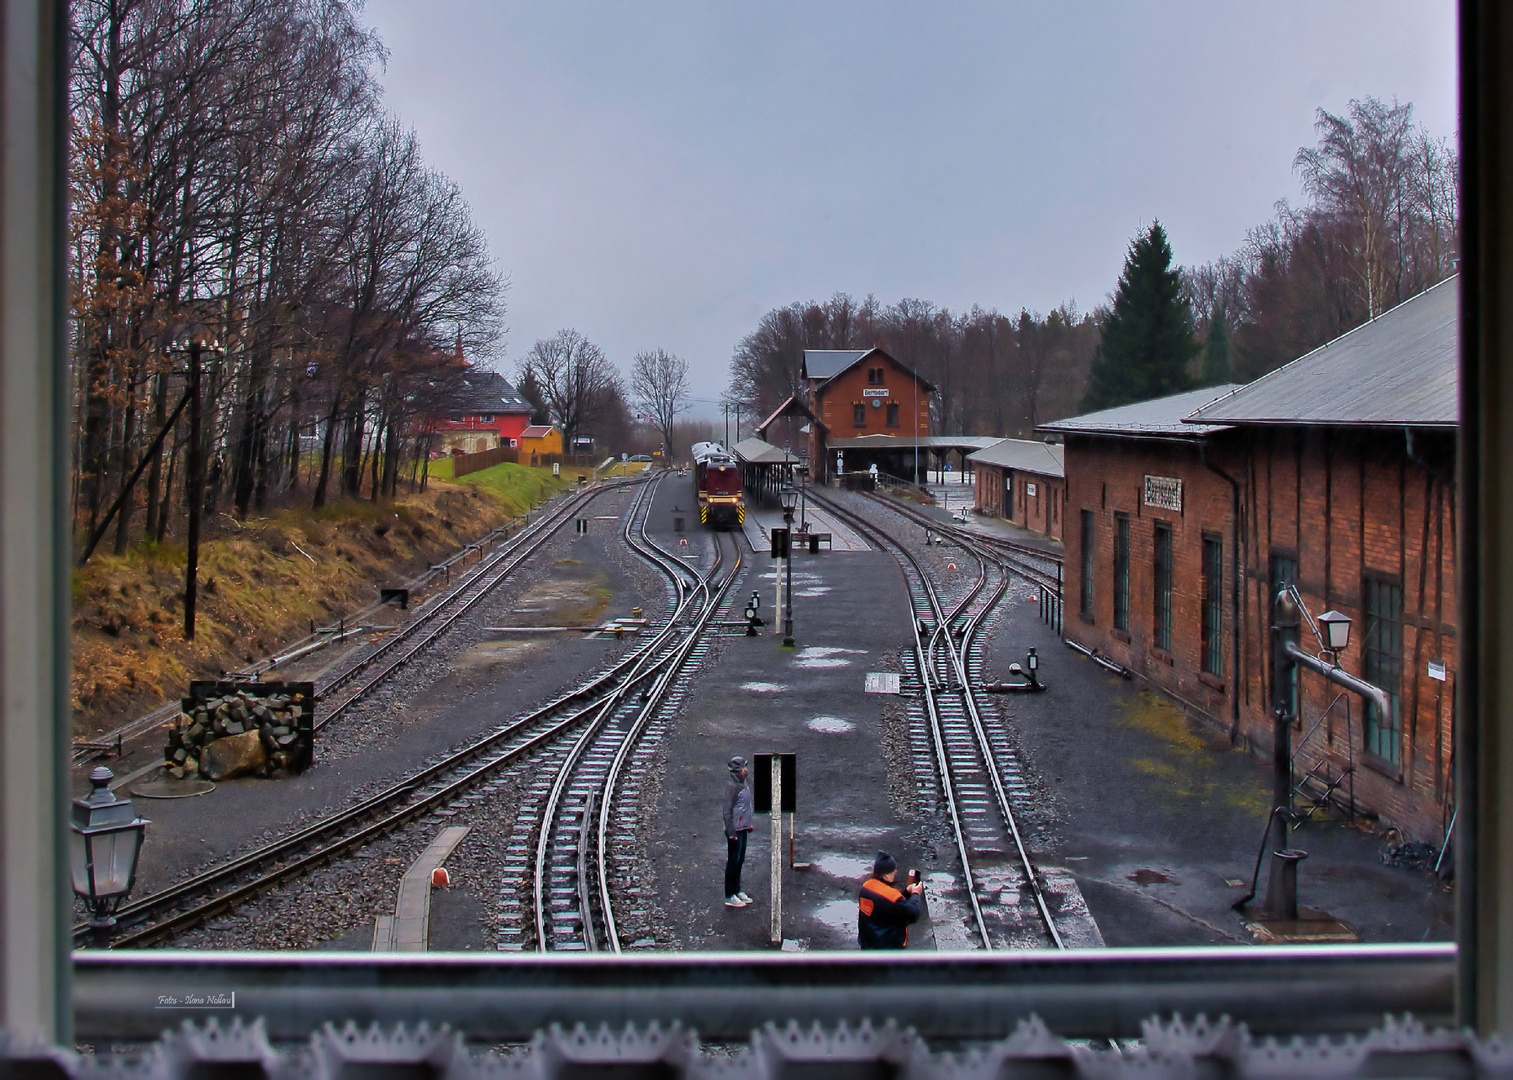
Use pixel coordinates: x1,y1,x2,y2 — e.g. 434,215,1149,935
1199,313,1232,386
1080,222,1197,411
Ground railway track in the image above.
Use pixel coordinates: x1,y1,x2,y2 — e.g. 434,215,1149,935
77,476,682,948
810,488,1066,950
71,480,629,767
498,498,746,952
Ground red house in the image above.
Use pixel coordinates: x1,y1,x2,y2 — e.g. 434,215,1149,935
432,369,535,455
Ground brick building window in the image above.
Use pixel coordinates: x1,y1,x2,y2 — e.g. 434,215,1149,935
853,403,866,427
1153,522,1173,651
886,403,899,427
1270,554,1299,717
1080,510,1095,616
1004,473,1013,519
1201,534,1223,676
1363,576,1404,764
1113,513,1129,631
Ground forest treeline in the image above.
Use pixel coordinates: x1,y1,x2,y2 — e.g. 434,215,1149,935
70,0,505,565
727,97,1458,437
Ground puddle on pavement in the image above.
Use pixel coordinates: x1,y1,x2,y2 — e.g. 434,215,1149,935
739,681,787,693
798,646,867,658
806,716,855,733
1128,868,1174,886
809,852,873,880
813,899,858,937
795,657,852,668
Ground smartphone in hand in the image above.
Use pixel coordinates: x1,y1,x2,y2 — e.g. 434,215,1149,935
908,868,921,886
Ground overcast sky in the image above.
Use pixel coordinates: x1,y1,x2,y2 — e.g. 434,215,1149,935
361,2,1457,413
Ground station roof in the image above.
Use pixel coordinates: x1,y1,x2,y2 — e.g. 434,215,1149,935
966,438,1065,478
1185,276,1458,429
802,347,937,393
829,434,1002,451
1038,385,1241,439
731,437,801,465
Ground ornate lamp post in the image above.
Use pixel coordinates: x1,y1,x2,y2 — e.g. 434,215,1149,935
779,484,798,647
70,767,149,946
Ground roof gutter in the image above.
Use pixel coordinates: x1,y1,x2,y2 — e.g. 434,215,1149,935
1199,442,1244,743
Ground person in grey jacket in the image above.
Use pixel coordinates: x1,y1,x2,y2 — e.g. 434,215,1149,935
723,755,755,907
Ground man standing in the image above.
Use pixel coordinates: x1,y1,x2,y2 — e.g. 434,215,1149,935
858,851,923,948
723,756,755,908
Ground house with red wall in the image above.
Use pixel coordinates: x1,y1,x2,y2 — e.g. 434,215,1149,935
431,369,535,455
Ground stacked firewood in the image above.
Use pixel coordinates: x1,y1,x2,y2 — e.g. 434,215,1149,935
164,689,311,781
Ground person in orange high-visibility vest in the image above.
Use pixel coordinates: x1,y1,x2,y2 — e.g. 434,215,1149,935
857,850,922,949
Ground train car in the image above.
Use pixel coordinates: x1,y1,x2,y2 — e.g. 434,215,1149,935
691,442,745,528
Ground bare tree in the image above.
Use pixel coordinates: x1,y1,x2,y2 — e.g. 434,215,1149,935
630,348,691,457
518,329,623,448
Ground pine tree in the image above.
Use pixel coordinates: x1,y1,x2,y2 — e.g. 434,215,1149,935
1080,222,1197,411
1200,313,1232,386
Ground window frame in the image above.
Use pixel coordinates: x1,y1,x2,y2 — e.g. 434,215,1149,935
852,402,866,427
1113,512,1130,632
1080,509,1096,617
1362,574,1405,766
1153,521,1173,652
1201,533,1223,676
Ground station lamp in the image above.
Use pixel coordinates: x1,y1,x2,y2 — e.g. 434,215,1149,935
778,484,798,515
70,766,149,945
1318,609,1352,654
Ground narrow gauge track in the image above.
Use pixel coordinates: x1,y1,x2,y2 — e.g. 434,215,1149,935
809,488,1065,950
496,503,746,952
72,481,625,766
78,476,683,948
863,491,1062,595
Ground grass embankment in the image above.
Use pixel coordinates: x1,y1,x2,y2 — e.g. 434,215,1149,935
71,462,567,740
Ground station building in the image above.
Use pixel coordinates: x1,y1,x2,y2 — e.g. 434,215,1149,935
755,347,934,481
1046,276,1458,843
967,438,1066,539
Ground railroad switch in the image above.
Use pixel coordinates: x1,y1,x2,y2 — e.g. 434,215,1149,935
744,591,765,636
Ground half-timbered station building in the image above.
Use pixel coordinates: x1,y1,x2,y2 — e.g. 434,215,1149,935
968,438,1067,539
1047,277,1458,843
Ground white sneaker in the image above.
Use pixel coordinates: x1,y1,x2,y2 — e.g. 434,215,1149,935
736,892,753,904
724,895,748,908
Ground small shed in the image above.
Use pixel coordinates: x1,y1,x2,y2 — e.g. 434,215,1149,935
519,424,563,464
968,439,1066,539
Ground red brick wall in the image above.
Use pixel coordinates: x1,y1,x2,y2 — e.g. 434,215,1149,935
1063,434,1239,723
813,358,929,437
1239,427,1457,843
974,464,1065,540
1065,426,1457,842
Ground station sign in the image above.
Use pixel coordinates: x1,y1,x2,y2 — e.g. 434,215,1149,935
862,388,889,397
1143,474,1183,512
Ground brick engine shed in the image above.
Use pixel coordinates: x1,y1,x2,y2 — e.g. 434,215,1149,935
1045,276,1458,843
968,438,1067,540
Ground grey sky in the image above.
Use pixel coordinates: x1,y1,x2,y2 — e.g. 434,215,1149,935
361,2,1457,412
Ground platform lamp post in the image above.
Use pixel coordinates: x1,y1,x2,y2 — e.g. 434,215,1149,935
779,483,798,646
1262,588,1388,919
70,767,149,947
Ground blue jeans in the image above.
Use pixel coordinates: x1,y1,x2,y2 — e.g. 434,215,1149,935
725,831,749,897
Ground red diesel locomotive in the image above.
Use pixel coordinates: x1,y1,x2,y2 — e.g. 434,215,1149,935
691,442,745,528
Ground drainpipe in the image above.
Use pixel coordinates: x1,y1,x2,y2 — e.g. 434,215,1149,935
1200,442,1244,742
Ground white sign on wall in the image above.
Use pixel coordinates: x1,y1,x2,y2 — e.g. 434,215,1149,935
1144,474,1183,512
1428,659,1448,682
862,387,889,398
1026,483,1038,496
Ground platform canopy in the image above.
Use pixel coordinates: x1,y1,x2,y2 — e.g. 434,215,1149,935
829,434,1002,453
731,437,801,466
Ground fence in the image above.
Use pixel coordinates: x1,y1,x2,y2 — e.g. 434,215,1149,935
451,445,519,477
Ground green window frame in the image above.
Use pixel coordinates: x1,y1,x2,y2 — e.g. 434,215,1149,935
1153,522,1173,652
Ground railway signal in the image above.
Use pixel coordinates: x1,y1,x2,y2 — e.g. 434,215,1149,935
744,592,764,636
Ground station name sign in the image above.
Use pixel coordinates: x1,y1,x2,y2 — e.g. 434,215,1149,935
862,388,889,397
1143,474,1183,512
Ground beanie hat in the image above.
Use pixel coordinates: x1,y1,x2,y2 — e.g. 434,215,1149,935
728,755,748,773
872,850,897,878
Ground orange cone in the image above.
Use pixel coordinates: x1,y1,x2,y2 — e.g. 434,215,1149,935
431,867,450,888
947,562,956,570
